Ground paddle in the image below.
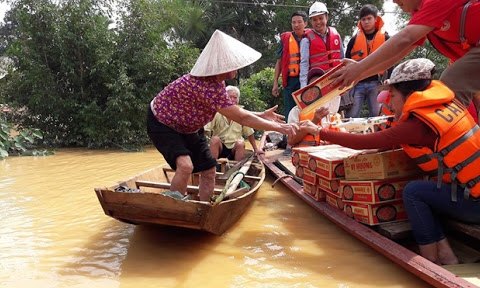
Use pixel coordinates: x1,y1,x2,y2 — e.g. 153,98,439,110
213,155,254,204
217,153,253,180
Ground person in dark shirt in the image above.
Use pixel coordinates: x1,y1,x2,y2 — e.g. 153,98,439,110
343,4,392,117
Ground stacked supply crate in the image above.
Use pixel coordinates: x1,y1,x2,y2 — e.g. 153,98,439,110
341,149,423,225
305,147,362,202
292,145,342,201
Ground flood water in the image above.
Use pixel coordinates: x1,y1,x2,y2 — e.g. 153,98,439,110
0,147,429,288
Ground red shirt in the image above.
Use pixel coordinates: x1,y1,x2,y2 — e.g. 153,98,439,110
409,0,467,47
319,118,436,151
467,102,479,123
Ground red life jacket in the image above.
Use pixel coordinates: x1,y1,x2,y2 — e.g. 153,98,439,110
427,0,480,61
399,80,480,199
306,27,342,71
281,32,304,87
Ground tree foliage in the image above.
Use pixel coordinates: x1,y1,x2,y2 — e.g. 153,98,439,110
0,0,446,150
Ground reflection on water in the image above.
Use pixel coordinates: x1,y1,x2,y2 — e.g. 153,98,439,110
0,148,428,287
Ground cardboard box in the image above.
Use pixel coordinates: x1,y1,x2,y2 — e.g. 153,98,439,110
296,166,304,178
304,183,326,201
344,149,421,180
340,177,419,203
343,200,407,226
317,175,340,196
302,168,316,185
292,145,341,168
326,191,345,211
308,147,362,179
292,64,354,115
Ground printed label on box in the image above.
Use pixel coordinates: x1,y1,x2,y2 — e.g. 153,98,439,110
292,145,341,168
318,175,340,196
326,191,344,211
302,169,316,185
344,149,421,180
308,148,361,179
340,177,418,203
343,200,407,226
292,64,354,115
304,183,326,201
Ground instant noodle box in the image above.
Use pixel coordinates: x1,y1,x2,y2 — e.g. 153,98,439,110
292,144,341,168
302,168,316,186
344,149,421,180
326,191,345,212
343,199,407,226
340,177,420,204
304,183,326,202
317,175,341,196
307,147,362,179
292,64,354,115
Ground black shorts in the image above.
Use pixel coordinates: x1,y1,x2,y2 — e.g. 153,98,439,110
219,143,234,160
146,107,217,173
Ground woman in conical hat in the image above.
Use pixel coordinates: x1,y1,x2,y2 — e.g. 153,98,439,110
147,30,298,201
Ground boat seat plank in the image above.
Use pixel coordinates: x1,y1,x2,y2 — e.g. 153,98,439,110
378,219,480,242
377,221,412,240
135,180,222,193
445,219,480,241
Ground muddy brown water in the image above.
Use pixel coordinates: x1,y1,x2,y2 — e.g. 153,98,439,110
0,147,428,287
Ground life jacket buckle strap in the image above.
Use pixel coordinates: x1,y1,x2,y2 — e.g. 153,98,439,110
451,182,458,202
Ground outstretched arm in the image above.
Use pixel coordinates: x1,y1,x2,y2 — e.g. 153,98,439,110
219,105,297,138
331,24,434,89
252,105,285,123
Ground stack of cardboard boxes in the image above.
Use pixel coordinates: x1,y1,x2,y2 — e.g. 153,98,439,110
342,149,422,225
292,145,361,202
291,146,423,226
292,145,340,201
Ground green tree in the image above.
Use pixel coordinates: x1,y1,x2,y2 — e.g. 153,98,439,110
0,0,199,150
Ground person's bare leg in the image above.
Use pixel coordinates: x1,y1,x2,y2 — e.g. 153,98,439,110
209,136,222,159
437,238,459,265
198,166,216,201
419,243,441,265
170,155,193,195
232,140,245,161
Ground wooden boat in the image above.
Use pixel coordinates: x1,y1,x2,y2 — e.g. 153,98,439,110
94,156,265,235
259,131,480,288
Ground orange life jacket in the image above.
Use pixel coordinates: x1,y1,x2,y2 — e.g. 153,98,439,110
377,103,396,130
399,80,480,199
281,32,304,87
306,27,342,71
297,110,320,146
427,0,480,61
350,16,387,61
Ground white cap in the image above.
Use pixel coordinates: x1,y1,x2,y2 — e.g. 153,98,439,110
309,2,329,18
190,30,262,77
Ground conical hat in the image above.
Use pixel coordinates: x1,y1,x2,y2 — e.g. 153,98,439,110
190,30,262,77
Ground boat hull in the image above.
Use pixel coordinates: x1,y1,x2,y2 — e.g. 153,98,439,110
95,158,265,235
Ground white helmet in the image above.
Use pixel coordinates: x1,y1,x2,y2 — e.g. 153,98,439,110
309,2,329,18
